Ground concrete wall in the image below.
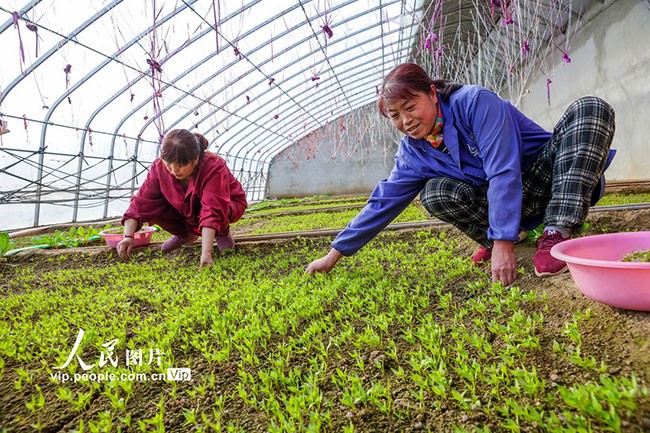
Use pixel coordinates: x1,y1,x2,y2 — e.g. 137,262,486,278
515,0,650,181
267,0,650,198
266,104,400,198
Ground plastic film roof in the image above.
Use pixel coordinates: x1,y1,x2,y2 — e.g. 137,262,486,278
0,0,582,228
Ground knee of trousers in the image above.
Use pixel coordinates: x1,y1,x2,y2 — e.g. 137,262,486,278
568,96,616,127
419,179,478,216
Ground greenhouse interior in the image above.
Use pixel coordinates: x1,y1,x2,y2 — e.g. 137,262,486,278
1,0,650,432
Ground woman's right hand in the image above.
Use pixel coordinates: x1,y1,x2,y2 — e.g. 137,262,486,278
490,240,518,285
117,237,134,259
306,248,343,275
117,219,139,260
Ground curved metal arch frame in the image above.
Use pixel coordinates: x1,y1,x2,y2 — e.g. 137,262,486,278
61,0,204,221
242,73,396,181
131,0,306,149
234,57,402,184
212,65,380,181
209,0,404,156
248,95,381,192
246,61,404,179
102,1,262,148
2,0,429,226
219,25,409,168
103,0,349,205
159,0,378,155
2,2,132,223
178,0,333,129
1,0,125,105
91,1,268,216
3,0,127,225
247,53,403,170
159,0,404,170
132,0,407,198
100,1,410,186
186,6,412,195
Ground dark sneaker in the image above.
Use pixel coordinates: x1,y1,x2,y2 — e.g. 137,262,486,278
215,231,234,251
534,230,569,277
472,245,492,265
161,234,198,252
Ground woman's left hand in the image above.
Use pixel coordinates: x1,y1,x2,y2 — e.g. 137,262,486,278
199,226,217,269
200,252,213,269
491,240,518,285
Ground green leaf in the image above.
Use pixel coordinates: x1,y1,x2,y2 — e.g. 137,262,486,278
0,232,14,256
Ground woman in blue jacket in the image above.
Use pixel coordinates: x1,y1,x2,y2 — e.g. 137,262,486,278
306,63,615,285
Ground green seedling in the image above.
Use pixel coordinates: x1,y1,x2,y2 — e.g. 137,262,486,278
1,228,648,431
622,249,650,262
0,232,15,256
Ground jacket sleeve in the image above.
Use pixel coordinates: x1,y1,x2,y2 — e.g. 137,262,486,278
331,153,427,256
469,90,523,242
121,161,165,230
227,171,248,224
198,161,246,232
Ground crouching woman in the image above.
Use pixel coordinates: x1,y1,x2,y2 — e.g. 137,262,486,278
117,129,247,268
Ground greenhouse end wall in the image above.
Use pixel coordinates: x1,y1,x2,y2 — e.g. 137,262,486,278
511,0,650,182
266,104,400,198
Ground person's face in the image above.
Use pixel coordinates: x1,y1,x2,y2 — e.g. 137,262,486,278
385,86,439,140
163,157,199,181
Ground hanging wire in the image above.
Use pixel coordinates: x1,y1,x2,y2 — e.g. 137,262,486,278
180,0,325,129
297,0,353,111
0,112,160,146
0,6,290,144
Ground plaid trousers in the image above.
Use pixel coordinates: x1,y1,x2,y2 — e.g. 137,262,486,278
420,96,616,248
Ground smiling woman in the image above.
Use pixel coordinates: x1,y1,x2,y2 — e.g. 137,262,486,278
306,63,617,288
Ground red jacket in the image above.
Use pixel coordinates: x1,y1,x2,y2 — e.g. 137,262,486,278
123,152,247,234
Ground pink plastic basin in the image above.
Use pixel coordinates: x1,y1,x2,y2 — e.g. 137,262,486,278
550,231,650,311
99,226,157,248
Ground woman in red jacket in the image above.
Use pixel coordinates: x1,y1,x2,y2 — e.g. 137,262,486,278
117,129,247,268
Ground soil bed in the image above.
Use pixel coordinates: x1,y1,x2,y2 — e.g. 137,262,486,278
1,209,649,432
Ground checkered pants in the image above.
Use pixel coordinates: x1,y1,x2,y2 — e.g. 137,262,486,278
420,96,616,248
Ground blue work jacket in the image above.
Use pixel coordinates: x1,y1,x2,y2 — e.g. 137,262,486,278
332,85,553,256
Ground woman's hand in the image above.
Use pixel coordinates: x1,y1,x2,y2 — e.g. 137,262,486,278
200,252,214,269
306,248,343,275
117,219,139,260
491,240,518,285
117,237,134,260
199,226,217,269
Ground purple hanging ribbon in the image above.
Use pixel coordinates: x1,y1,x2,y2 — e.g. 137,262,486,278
321,23,333,39
64,64,72,88
12,12,26,69
25,22,39,57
